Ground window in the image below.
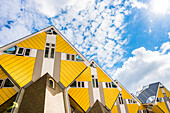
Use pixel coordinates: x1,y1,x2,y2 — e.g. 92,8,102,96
44,43,55,59
3,46,17,54
90,62,97,68
4,78,14,87
118,94,124,104
72,55,75,61
25,49,30,56
70,81,76,87
109,83,111,88
105,82,117,88
17,48,24,55
67,54,70,60
92,75,98,88
70,81,85,88
0,79,3,87
106,83,108,88
95,79,98,88
46,28,57,35
157,98,163,102
78,82,81,87
82,82,84,87
111,82,117,88
76,54,84,61
49,78,55,88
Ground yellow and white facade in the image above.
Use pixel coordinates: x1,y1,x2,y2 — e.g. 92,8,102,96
0,26,169,113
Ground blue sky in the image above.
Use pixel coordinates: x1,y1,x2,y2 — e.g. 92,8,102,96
0,0,170,93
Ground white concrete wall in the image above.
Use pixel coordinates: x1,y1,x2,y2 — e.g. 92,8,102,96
41,34,56,77
120,104,126,113
44,88,65,113
93,88,101,102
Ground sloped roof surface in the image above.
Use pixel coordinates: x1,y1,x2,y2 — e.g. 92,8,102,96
137,82,159,103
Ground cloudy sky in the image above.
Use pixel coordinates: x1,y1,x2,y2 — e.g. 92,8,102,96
0,0,170,93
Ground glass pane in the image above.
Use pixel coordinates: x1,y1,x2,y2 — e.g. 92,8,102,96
72,55,75,61
92,75,94,78
106,83,108,88
25,49,30,56
4,78,14,87
18,48,24,54
46,43,50,46
76,54,84,61
111,82,117,88
50,48,55,58
70,81,76,87
45,47,49,58
53,31,57,35
3,46,17,54
95,79,98,88
109,83,111,88
92,79,95,87
52,44,55,47
0,80,3,86
49,80,54,88
82,82,84,87
78,82,81,87
67,54,70,60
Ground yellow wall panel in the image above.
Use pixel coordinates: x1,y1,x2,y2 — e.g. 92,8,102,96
103,88,120,109
0,68,8,79
0,54,36,87
127,104,139,113
157,102,169,113
96,67,112,82
76,66,92,81
60,60,86,87
138,104,146,110
152,105,164,113
0,88,17,105
163,87,170,97
157,87,164,98
17,32,46,50
68,88,90,112
121,86,132,99
55,35,77,54
111,105,118,113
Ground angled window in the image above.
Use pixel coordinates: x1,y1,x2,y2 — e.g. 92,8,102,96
17,47,24,55
3,46,17,54
78,82,81,87
82,82,84,87
70,81,77,87
106,82,108,88
50,48,55,58
25,49,30,56
76,54,84,61
72,55,75,61
44,47,49,58
109,83,111,88
0,79,3,87
4,78,14,87
111,82,117,88
49,78,55,89
67,54,70,60
95,79,98,88
46,28,57,35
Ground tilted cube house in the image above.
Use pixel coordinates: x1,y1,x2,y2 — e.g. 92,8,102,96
0,26,169,113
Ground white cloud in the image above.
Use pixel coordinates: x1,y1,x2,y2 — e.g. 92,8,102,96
160,42,170,54
114,43,170,93
168,32,170,39
131,0,148,9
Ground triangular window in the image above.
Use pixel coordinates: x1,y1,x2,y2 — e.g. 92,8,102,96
4,78,14,87
76,55,84,61
3,46,17,54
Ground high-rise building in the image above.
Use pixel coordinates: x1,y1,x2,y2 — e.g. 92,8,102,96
0,26,169,113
